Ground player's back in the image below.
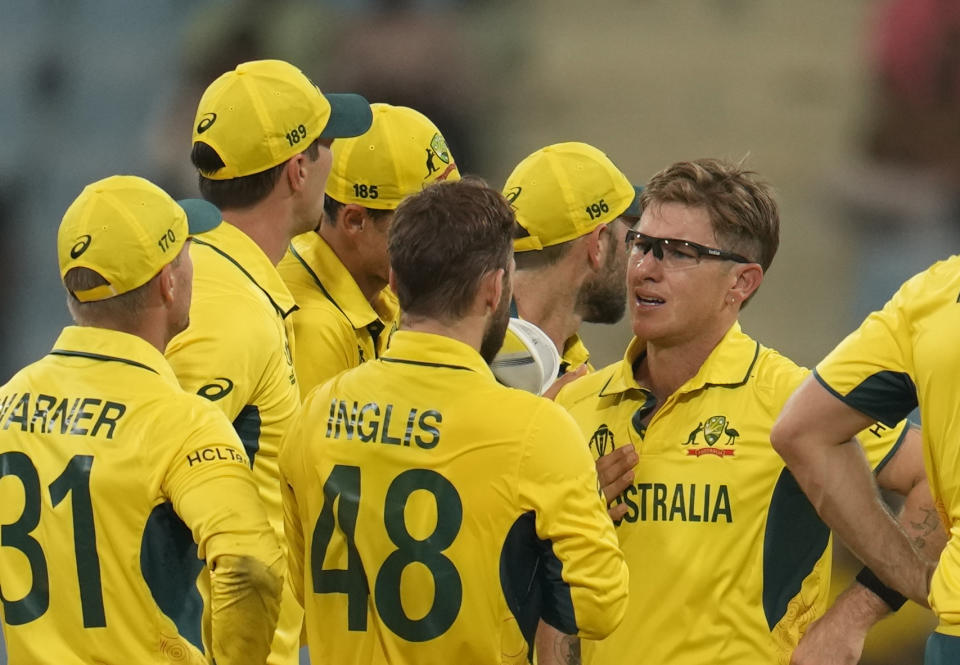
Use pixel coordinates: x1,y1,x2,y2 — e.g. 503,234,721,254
281,330,628,665
0,327,234,665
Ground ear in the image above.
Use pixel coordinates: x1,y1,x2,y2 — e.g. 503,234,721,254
585,223,608,270
340,204,368,238
284,154,308,193
157,264,176,307
727,263,764,308
478,267,505,314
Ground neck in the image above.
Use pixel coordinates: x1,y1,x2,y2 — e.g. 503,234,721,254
222,201,295,265
400,313,484,354
79,315,170,354
514,267,583,354
318,226,385,303
634,320,735,402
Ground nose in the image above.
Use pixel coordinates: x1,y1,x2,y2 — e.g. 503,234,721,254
629,247,662,280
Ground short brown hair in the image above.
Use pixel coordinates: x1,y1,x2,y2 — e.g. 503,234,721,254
192,138,321,210
63,266,156,327
389,180,515,320
638,158,780,273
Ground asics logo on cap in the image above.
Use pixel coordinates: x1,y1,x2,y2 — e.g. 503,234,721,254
196,113,217,134
504,186,522,205
70,235,92,259
197,377,234,401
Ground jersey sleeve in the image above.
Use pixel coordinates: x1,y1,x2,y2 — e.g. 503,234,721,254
856,418,912,474
158,398,284,665
516,399,629,640
160,398,280,566
815,277,920,427
291,304,356,400
166,294,274,421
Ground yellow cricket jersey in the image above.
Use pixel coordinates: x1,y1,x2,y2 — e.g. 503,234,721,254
560,333,593,374
278,231,399,399
279,330,628,665
556,323,909,665
814,255,960,636
0,326,280,665
165,221,302,664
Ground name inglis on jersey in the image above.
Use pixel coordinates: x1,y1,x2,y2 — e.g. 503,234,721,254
325,398,442,449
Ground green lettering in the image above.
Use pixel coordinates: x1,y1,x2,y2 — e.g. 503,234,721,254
69,398,101,436
380,405,402,445
30,394,56,433
415,410,442,449
4,393,29,431
653,483,667,521
712,484,732,523
358,403,381,442
90,401,125,439
669,484,686,521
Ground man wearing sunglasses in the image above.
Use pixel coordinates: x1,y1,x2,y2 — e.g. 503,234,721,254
541,159,938,665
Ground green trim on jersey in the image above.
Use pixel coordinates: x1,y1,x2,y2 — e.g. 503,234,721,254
762,469,830,630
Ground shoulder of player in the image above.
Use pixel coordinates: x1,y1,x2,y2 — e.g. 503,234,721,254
485,383,582,436
747,342,809,403
555,361,620,408
290,298,353,337
180,291,278,345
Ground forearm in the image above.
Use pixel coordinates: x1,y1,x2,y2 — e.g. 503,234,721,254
210,553,284,665
788,439,928,605
536,621,581,665
898,478,947,563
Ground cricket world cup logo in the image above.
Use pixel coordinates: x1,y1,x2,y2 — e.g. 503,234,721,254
589,424,615,457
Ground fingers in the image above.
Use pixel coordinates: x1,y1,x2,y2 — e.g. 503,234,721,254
542,365,588,400
596,444,637,505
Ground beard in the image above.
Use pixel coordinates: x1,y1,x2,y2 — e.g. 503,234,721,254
578,245,627,324
479,278,512,364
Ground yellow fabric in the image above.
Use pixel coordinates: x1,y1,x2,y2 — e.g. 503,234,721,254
504,142,634,251
208,554,284,665
814,255,960,637
0,326,280,665
556,323,908,665
192,60,370,179
279,232,400,399
165,221,302,665
58,175,219,302
280,330,628,665
325,103,461,209
560,333,594,374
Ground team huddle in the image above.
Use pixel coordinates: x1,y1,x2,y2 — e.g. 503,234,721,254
0,57,957,665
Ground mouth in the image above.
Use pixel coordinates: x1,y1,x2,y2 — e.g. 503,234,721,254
635,293,665,307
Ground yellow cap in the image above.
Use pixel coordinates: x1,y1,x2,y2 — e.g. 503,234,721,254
192,59,373,179
58,175,221,302
325,103,461,210
504,142,634,251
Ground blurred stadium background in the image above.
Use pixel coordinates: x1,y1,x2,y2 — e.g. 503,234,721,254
3,1,958,662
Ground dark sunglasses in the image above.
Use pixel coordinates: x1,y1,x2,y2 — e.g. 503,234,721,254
625,230,753,269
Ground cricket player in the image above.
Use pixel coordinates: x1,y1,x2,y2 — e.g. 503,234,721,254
163,59,372,664
544,159,936,665
0,175,282,665
503,142,636,374
279,103,460,397
280,180,628,665
772,252,960,663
